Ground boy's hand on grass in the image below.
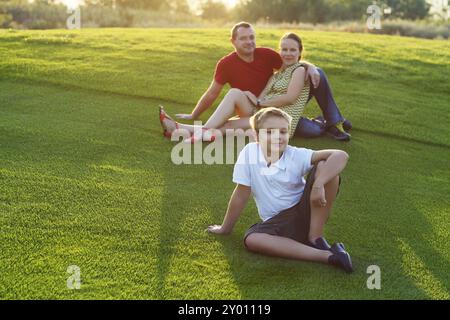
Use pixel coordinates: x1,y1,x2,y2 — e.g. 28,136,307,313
311,185,327,207
206,225,229,235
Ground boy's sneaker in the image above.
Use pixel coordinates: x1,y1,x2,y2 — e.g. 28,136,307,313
310,237,346,252
342,119,352,132
309,236,331,250
330,242,346,254
328,249,354,273
326,125,351,141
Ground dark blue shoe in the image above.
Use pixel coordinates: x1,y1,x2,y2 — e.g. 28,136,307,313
328,250,354,273
313,116,352,132
309,237,331,250
310,237,346,252
343,119,352,132
326,125,351,141
313,116,325,124
330,242,346,254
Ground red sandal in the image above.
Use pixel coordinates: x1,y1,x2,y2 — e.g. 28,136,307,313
159,106,179,139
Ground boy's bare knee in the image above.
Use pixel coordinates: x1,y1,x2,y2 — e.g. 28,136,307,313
245,233,261,252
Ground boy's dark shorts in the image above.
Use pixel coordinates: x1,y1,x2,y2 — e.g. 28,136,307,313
243,166,340,247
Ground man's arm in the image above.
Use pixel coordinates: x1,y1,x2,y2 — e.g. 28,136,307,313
299,60,321,89
176,80,224,120
300,60,315,69
207,184,251,235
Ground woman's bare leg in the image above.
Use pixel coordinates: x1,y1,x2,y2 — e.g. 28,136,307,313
162,89,255,135
245,233,331,263
204,88,255,128
220,117,251,131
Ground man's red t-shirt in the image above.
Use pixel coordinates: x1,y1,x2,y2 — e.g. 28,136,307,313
214,47,282,97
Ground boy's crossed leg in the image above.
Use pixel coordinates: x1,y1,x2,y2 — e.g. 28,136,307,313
308,160,340,246
245,233,331,263
244,162,353,272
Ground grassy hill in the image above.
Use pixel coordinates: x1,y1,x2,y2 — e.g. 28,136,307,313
0,28,449,299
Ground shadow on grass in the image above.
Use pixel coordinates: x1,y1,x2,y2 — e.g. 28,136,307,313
388,171,450,299
155,164,190,299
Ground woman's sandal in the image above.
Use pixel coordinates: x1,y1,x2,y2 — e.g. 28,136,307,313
159,105,179,139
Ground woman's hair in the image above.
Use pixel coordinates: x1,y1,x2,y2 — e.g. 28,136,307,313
250,107,292,133
280,33,303,60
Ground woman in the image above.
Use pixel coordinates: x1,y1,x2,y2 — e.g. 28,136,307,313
159,33,346,142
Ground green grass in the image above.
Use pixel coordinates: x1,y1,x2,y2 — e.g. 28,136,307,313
0,28,449,299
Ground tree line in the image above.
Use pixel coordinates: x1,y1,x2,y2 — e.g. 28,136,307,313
0,0,444,29
234,0,431,23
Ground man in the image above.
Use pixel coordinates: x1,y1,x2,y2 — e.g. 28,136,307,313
176,22,351,141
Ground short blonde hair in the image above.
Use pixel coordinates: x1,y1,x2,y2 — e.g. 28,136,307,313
231,22,253,40
250,107,292,133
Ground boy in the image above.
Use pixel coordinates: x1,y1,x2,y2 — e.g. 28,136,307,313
207,107,353,273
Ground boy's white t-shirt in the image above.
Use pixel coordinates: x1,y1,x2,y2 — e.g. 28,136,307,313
233,142,314,222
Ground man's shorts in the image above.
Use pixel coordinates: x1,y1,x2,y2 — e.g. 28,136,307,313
244,166,339,247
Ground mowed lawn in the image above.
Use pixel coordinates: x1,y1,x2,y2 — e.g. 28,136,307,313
0,28,449,299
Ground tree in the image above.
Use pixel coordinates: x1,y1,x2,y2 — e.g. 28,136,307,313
115,0,166,10
324,0,369,21
84,0,167,10
384,0,430,19
201,0,228,20
429,0,450,20
235,0,330,23
169,0,191,14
